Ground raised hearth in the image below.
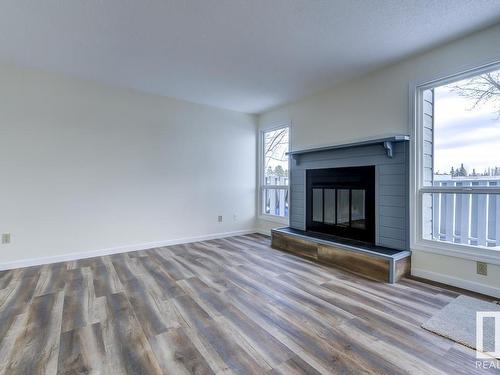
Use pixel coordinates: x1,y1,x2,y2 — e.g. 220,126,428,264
271,227,411,283
271,135,411,283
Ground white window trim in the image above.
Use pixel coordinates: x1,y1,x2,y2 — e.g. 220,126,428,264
410,60,500,266
258,122,291,225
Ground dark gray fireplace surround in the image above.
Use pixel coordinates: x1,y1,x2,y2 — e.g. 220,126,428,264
288,136,410,251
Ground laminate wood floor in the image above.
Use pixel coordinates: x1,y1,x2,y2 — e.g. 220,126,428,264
0,234,496,374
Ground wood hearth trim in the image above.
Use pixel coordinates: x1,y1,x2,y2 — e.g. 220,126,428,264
271,228,411,283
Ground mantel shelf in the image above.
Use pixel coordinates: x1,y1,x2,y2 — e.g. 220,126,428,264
287,135,409,159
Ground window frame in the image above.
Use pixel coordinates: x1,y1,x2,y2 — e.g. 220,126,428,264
258,123,291,224
410,60,500,265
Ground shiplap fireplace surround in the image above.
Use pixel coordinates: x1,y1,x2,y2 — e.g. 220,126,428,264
271,136,411,283
286,136,410,251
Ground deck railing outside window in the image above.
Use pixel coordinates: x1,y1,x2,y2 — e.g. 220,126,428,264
426,175,500,248
263,175,289,217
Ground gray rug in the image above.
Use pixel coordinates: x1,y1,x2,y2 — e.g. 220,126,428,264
422,295,500,353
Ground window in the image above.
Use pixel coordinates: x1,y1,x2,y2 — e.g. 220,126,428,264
414,63,500,257
261,126,289,218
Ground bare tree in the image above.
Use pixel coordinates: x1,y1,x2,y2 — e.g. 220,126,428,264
451,70,500,117
264,128,289,170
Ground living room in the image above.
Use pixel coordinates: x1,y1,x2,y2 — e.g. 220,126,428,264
1,2,500,373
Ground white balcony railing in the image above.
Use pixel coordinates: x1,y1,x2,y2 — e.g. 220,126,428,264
263,175,288,217
429,176,500,248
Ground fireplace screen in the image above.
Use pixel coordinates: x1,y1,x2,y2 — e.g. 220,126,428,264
312,188,366,228
306,166,375,243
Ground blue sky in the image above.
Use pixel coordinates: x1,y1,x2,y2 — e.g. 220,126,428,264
434,80,500,175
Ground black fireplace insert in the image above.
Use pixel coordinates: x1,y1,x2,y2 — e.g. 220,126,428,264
306,166,375,243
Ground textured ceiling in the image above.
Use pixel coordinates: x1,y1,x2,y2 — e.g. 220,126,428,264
1,1,500,113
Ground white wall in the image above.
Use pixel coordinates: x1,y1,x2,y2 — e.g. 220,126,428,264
258,23,500,296
257,218,285,236
0,64,257,268
412,252,500,298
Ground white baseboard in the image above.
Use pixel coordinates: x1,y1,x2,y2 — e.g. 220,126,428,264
0,229,257,271
412,268,500,299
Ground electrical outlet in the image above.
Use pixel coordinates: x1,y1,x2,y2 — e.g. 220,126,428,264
477,261,488,276
218,215,223,223
1,233,11,244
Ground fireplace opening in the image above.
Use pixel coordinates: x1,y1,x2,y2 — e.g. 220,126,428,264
306,166,375,243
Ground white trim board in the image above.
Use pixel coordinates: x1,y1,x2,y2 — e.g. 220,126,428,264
412,268,500,299
0,229,258,271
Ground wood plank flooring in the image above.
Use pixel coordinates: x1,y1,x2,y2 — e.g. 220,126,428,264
0,234,496,374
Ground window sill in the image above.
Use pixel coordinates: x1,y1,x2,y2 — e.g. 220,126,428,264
412,239,500,266
258,214,289,225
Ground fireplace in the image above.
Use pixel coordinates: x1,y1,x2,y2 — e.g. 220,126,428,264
286,137,408,251
306,166,375,243
271,137,411,282
271,135,411,283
